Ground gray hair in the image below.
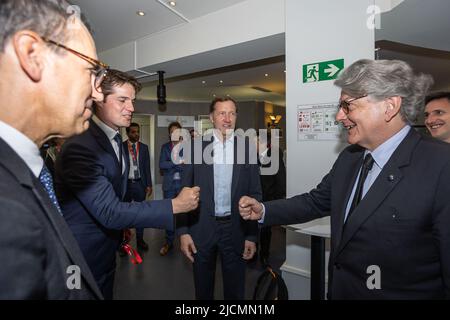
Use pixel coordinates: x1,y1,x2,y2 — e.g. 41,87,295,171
0,0,90,53
334,59,434,124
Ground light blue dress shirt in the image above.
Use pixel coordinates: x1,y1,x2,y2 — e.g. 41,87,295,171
343,125,411,222
213,131,234,217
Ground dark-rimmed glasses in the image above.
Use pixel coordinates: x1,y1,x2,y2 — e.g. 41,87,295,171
41,36,109,91
338,94,368,114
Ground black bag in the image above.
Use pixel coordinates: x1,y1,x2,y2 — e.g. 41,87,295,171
253,267,288,300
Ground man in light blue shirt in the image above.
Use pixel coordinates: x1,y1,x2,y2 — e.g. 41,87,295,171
178,97,262,300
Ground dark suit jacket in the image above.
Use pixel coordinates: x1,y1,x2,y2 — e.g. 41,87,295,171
259,147,286,202
54,120,173,281
0,138,102,299
263,129,450,299
123,140,152,190
177,134,262,253
159,141,183,192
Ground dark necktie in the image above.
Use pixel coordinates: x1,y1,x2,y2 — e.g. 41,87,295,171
39,165,63,215
346,153,375,221
113,133,123,173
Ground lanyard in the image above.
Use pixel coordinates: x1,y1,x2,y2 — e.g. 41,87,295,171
127,141,140,163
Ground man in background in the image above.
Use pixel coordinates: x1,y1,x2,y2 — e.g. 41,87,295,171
424,91,450,143
159,121,184,256
123,122,153,251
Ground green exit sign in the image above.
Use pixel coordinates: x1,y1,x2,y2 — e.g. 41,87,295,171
303,59,344,83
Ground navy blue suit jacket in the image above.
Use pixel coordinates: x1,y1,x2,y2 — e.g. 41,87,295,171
55,120,173,281
177,135,262,253
0,138,102,299
159,141,183,192
263,129,450,299
123,140,152,190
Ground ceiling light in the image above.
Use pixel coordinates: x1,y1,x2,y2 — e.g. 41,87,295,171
219,80,223,84
202,81,206,84
169,1,176,6
264,73,269,77
213,94,216,97
284,70,286,73
136,10,146,16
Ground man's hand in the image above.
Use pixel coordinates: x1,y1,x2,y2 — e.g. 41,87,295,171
239,196,263,220
145,187,152,197
172,186,200,214
180,234,197,263
242,240,256,260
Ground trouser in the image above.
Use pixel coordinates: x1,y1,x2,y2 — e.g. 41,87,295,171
163,180,181,245
193,219,246,300
259,226,272,259
124,180,146,240
96,268,115,300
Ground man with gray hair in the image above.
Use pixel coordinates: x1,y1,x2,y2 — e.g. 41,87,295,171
0,0,104,298
239,59,450,299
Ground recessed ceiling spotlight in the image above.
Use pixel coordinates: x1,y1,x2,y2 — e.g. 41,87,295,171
136,10,146,16
213,94,216,97
226,94,230,97
169,1,176,7
202,80,206,84
264,73,269,77
219,80,223,84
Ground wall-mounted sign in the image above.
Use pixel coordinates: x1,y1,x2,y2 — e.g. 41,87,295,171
302,59,344,83
297,103,340,141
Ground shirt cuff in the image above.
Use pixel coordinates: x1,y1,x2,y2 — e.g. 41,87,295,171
258,203,266,224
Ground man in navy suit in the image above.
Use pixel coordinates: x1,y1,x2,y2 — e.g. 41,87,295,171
177,98,262,300
159,121,183,256
55,69,199,299
240,59,450,299
123,122,153,251
0,0,104,299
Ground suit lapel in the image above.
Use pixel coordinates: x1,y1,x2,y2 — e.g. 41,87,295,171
332,149,364,251
231,135,240,201
0,139,102,299
335,129,420,257
202,138,215,203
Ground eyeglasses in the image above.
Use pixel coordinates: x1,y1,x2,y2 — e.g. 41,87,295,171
41,36,109,91
338,94,368,114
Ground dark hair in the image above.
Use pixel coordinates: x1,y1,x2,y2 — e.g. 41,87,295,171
126,122,140,134
99,69,142,102
168,121,181,133
0,0,91,53
209,97,238,114
425,91,450,106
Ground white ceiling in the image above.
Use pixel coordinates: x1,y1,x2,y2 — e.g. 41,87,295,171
72,0,450,105
72,0,247,52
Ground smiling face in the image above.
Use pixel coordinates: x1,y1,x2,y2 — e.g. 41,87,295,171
335,92,389,150
95,83,135,130
424,97,450,143
210,100,237,138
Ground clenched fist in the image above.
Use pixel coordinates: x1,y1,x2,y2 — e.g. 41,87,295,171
238,196,263,220
172,186,200,214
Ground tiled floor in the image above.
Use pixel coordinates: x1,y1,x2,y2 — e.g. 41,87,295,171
113,225,286,300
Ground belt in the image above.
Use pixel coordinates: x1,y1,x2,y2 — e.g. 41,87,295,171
215,215,231,221
128,178,141,183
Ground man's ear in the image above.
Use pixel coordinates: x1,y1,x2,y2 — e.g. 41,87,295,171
12,31,46,82
384,96,402,122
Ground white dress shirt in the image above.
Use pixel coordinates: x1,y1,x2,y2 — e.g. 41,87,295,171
0,120,43,178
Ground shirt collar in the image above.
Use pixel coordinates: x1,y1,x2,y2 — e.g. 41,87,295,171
0,120,43,178
92,115,119,141
366,125,411,169
213,129,234,144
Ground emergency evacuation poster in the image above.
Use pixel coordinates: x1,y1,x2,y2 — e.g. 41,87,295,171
297,103,340,141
